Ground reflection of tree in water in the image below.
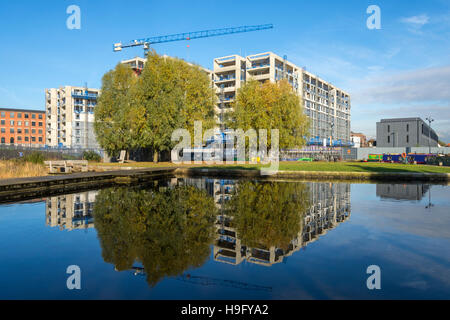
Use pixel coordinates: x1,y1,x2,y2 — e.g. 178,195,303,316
226,181,310,251
93,185,217,287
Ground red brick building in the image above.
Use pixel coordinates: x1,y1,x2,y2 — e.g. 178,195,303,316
0,108,46,147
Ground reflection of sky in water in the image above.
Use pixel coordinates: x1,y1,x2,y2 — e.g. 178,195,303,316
0,180,449,299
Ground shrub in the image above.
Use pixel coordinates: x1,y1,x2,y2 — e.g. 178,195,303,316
23,152,45,164
83,151,102,162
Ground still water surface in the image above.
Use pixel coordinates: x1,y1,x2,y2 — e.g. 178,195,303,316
0,177,449,299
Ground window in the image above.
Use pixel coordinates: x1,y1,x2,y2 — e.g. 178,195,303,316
25,121,29,126
38,122,43,127
10,112,14,118
24,114,29,119
38,137,42,142
31,122,36,126
406,135,409,143
18,136,22,141
0,112,5,117
25,137,29,142
38,129,42,134
38,114,43,119
387,136,390,143
10,128,14,134
10,137,14,144
1,137,4,144
1,128,5,133
406,124,409,132
32,129,36,134
32,114,36,119
18,113,22,118
387,125,390,133
422,124,424,134
10,120,14,126
31,137,36,142
18,128,22,134
18,121,22,126
25,129,29,134
0,120,4,125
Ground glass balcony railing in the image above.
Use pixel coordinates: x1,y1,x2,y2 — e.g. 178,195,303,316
214,76,236,82
247,63,270,70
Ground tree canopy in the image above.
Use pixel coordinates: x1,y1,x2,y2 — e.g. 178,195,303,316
227,79,310,149
94,63,138,155
95,51,216,161
93,185,217,287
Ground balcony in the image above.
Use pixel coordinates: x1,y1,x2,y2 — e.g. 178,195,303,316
214,75,236,83
247,63,270,71
248,73,270,82
72,92,98,100
214,65,237,73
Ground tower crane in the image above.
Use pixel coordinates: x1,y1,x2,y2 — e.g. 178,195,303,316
113,24,274,56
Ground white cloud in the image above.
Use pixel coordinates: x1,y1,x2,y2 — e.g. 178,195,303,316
352,65,450,104
400,14,430,27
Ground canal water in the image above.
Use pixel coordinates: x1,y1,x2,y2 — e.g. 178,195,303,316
0,177,449,299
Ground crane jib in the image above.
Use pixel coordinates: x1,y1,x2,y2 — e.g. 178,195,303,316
114,24,273,51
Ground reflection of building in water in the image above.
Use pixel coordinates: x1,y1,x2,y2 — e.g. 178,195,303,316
376,184,429,201
46,191,98,231
212,180,351,267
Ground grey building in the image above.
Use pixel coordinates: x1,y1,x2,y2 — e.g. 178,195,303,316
376,117,438,148
376,184,430,201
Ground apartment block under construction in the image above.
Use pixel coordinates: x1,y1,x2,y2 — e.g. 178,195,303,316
45,86,101,150
212,52,351,145
121,52,351,145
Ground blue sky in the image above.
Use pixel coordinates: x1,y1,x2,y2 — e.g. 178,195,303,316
1,0,449,141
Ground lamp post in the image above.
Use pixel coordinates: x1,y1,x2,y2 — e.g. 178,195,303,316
425,186,434,210
425,116,434,154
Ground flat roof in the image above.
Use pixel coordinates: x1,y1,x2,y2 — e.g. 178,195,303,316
0,108,45,113
380,117,423,122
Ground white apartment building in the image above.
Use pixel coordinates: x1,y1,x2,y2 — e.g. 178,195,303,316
121,53,351,145
212,52,351,145
45,86,101,149
46,191,98,231
122,56,213,80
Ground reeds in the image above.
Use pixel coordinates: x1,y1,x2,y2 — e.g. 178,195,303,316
0,160,47,179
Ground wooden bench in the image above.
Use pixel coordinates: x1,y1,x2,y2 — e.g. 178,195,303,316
44,160,89,174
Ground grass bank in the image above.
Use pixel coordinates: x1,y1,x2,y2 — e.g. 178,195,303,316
91,161,450,174
0,160,48,179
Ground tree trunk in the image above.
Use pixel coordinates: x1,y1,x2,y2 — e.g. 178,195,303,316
153,151,158,163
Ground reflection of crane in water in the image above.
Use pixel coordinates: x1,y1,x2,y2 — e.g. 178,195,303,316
129,266,272,292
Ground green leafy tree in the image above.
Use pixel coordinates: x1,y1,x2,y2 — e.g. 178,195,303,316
228,79,309,149
226,181,310,251
93,185,217,287
132,51,216,162
94,63,137,156
95,52,216,162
